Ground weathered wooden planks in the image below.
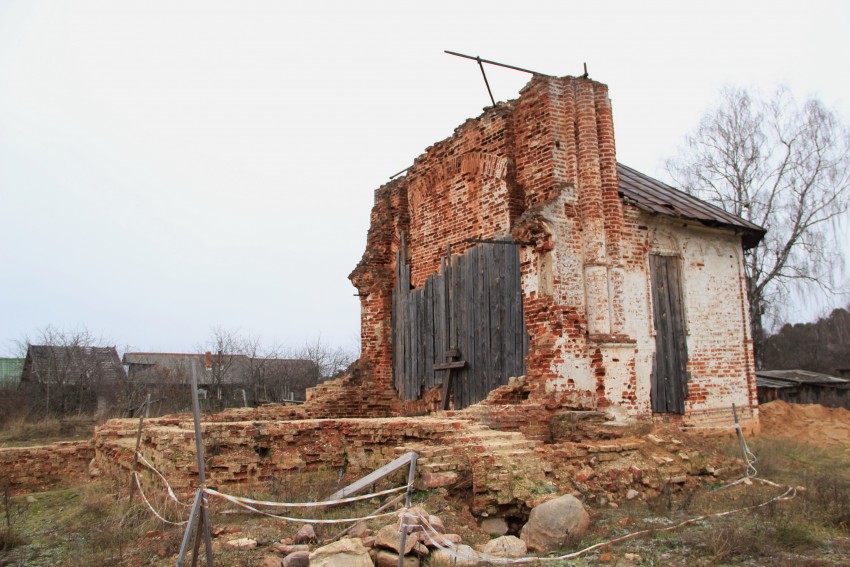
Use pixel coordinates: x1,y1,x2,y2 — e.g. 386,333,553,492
392,241,529,408
649,254,689,414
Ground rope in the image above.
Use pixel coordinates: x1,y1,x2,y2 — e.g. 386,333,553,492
207,484,410,508
204,488,405,524
133,472,189,526
135,452,193,507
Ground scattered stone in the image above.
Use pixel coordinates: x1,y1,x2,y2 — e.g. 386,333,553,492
375,549,420,567
294,524,317,544
26,495,37,503
225,537,258,550
609,502,619,508
376,524,418,555
647,434,664,444
430,544,482,566
520,494,590,552
421,533,462,548
413,542,429,555
260,557,285,567
624,552,643,563
480,517,509,536
348,522,371,539
145,530,162,539
482,535,527,558
213,526,241,537
626,489,640,500
271,544,311,554
310,538,372,567
428,514,446,534
283,550,311,567
669,475,688,484
599,552,614,561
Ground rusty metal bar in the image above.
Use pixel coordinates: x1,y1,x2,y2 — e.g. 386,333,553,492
389,167,411,180
444,50,550,77
462,237,534,246
476,57,496,107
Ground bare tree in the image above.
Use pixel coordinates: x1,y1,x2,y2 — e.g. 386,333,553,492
298,335,355,381
666,87,850,366
16,325,123,418
199,326,244,410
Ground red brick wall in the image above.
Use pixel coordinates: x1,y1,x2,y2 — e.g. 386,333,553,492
351,74,757,426
0,441,94,493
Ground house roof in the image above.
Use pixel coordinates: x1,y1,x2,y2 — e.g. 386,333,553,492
756,369,850,389
617,163,766,250
22,345,125,382
122,352,316,385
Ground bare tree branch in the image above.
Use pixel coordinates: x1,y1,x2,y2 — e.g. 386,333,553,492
667,86,850,366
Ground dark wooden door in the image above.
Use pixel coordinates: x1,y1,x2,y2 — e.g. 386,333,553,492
393,241,528,409
649,254,689,414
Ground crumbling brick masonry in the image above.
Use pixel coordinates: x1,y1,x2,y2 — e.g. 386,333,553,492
350,74,762,427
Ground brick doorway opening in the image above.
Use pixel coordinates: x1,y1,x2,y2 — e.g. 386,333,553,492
649,254,690,414
393,240,529,409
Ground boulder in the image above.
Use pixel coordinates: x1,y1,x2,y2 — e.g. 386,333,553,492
310,538,372,567
479,518,508,537
375,525,417,555
430,544,482,566
260,557,285,567
283,550,311,567
520,494,589,552
348,522,372,539
375,550,420,567
271,544,311,554
421,533,461,549
482,536,526,559
294,524,317,544
427,515,445,534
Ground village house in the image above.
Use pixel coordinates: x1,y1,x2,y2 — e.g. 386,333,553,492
350,73,765,429
123,351,319,407
20,344,125,416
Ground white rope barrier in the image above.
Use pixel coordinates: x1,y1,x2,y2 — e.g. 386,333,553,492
203,488,405,524
131,451,412,526
207,484,410,508
133,472,189,526
135,452,193,507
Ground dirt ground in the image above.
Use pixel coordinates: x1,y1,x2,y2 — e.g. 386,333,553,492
759,400,850,448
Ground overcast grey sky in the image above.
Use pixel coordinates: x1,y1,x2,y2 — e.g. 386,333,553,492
1,0,848,356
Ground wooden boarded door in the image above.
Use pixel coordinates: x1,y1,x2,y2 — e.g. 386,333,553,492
393,241,528,409
649,254,689,414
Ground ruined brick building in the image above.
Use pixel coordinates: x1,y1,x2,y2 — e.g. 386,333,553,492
350,74,765,428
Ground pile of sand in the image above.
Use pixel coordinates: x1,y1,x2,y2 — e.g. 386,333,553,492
759,399,850,447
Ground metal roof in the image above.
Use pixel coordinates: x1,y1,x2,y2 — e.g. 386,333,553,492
755,375,798,390
756,369,850,387
617,163,766,249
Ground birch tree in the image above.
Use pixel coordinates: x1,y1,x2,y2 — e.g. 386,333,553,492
666,87,850,366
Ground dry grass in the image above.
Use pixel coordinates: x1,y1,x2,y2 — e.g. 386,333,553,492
0,415,95,446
